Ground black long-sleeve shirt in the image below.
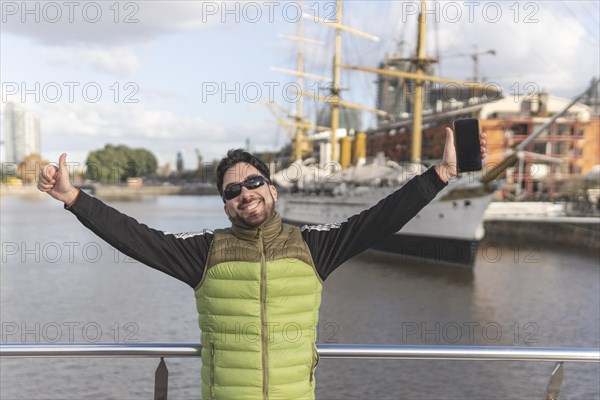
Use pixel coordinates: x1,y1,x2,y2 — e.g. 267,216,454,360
66,167,446,287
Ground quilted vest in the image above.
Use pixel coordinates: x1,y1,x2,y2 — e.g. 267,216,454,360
195,212,323,399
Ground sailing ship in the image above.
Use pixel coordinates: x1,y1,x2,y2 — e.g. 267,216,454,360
277,174,495,267
270,0,597,267
268,0,497,267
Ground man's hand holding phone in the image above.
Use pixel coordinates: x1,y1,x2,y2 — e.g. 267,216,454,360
435,120,487,183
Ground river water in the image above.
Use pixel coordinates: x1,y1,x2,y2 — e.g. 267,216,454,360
1,195,598,400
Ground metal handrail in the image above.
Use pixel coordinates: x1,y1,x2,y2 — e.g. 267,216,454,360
3,343,598,399
1,343,599,362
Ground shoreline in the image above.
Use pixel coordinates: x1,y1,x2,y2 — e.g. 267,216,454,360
0,183,219,198
2,185,598,250
483,218,599,250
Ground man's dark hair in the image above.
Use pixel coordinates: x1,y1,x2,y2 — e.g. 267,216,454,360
216,149,271,197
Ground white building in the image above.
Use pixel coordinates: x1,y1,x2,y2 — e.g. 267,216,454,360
2,102,40,163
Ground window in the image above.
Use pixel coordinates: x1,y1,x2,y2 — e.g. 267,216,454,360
511,123,528,136
555,142,568,156
533,141,546,154
556,124,572,136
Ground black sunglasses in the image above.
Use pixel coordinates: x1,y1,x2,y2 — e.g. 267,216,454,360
222,175,271,201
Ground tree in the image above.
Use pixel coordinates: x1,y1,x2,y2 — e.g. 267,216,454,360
85,144,158,184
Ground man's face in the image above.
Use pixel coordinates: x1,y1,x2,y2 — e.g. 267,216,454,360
222,162,278,229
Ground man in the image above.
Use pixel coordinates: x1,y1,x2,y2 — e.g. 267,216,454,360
38,128,486,399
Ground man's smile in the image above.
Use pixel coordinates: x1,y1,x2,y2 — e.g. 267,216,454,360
239,198,262,211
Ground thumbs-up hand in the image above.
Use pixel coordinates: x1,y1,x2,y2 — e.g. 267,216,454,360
37,153,79,205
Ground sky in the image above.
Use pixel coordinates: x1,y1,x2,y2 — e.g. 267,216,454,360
1,0,599,170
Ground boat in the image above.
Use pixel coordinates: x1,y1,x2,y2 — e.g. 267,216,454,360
268,0,500,267
277,169,496,266
270,0,597,267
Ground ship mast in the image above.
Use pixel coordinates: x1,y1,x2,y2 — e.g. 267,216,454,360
342,0,500,163
272,2,330,161
412,0,427,163
275,1,382,166
276,1,500,166
330,0,342,163
305,0,381,165
294,2,305,162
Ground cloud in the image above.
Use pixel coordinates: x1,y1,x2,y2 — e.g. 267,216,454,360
1,1,296,47
402,2,599,97
23,100,277,166
1,2,220,79
35,101,218,138
4,1,598,166
286,1,597,112
0,1,222,46
45,103,281,166
1,1,293,78
47,47,140,77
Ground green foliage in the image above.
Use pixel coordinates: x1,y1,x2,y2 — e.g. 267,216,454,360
85,144,158,184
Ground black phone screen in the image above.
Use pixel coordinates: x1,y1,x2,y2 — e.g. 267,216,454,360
453,118,482,173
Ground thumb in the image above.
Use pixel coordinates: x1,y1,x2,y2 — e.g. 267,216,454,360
59,153,67,168
445,127,455,150
57,153,69,180
443,127,457,169
444,127,456,159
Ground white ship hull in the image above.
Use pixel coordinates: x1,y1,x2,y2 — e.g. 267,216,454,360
278,177,495,267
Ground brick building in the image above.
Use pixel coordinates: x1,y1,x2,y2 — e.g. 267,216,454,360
366,92,599,199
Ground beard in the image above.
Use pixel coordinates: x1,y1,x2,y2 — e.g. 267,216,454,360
228,194,275,229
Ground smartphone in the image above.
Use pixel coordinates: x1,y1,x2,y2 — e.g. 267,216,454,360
453,118,482,173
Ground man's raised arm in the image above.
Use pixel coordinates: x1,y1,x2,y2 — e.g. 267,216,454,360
37,154,210,288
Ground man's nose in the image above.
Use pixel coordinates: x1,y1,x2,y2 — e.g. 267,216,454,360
239,185,253,199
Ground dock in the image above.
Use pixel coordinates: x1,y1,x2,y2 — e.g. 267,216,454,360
483,202,599,249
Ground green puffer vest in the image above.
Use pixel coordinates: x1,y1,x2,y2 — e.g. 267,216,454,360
195,212,323,400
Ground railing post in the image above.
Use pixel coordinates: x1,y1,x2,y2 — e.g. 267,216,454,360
544,362,564,400
154,357,168,400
